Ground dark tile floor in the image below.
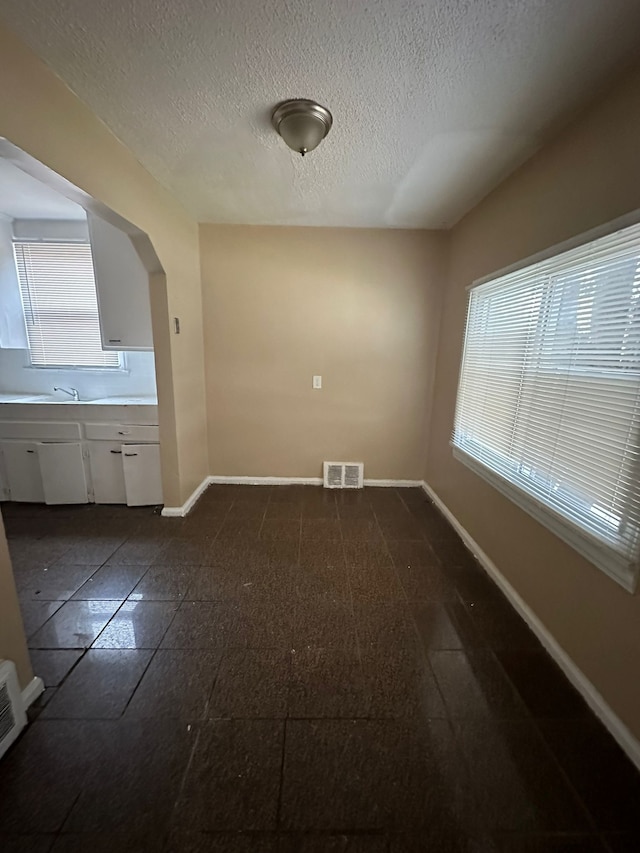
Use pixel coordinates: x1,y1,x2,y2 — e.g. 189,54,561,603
1,485,639,852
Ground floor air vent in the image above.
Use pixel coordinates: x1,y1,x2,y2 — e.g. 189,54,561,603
0,661,26,761
323,461,364,489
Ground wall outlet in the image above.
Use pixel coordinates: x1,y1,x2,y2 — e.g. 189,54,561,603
312,375,322,390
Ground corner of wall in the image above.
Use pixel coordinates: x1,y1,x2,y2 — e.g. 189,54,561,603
422,228,453,483
195,223,211,481
423,58,640,745
0,514,33,691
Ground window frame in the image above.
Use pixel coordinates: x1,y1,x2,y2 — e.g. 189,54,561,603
452,210,640,593
13,237,122,371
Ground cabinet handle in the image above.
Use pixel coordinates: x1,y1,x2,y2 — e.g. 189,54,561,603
109,339,122,343
26,449,35,454
110,450,122,454
124,452,138,457
117,431,130,435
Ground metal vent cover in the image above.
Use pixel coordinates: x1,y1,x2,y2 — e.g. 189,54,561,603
0,661,27,761
323,461,364,489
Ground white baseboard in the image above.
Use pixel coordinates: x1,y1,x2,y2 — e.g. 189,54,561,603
162,475,429,518
208,475,422,488
364,478,423,487
421,479,640,772
21,675,44,711
161,476,211,517
208,475,323,486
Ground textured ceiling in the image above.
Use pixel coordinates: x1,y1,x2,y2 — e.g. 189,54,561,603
1,1,640,228
0,157,85,220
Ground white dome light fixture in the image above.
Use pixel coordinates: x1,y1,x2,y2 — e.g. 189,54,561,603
271,99,333,157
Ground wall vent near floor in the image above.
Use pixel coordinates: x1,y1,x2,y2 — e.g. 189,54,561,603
323,461,364,489
0,660,26,761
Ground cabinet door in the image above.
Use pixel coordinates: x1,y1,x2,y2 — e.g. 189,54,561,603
38,442,88,505
0,441,44,502
122,444,163,506
87,441,127,504
88,214,153,350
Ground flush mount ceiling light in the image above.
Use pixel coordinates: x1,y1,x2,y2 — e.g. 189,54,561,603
271,99,333,157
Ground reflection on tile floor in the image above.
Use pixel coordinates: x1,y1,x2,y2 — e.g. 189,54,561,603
1,485,639,852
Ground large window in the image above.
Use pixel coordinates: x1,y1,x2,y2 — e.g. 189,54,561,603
14,240,119,369
453,219,640,591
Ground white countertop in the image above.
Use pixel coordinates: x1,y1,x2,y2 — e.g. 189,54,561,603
0,394,158,405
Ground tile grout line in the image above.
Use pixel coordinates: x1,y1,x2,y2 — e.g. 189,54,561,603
8,488,637,844
525,715,606,836
341,526,365,701
425,492,609,830
169,718,206,830
383,492,451,720
201,648,225,721
57,783,85,836
415,489,604,837
117,645,159,719
274,714,289,832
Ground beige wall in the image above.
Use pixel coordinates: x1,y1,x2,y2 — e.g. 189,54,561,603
426,61,640,739
201,226,446,480
0,22,209,508
0,22,209,686
0,512,32,689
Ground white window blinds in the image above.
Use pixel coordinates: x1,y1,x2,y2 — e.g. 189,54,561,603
453,220,640,591
13,240,119,369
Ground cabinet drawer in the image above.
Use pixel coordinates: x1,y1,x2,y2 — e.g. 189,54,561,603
0,421,81,440
84,422,159,442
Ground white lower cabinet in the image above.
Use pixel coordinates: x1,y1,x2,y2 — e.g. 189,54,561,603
122,444,163,506
38,442,88,505
87,441,127,504
87,440,163,505
0,440,88,504
0,420,162,506
0,441,44,503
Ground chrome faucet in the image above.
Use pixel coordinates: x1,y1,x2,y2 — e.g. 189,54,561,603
54,386,80,401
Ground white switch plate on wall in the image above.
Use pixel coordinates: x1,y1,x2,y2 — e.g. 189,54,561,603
312,375,322,389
